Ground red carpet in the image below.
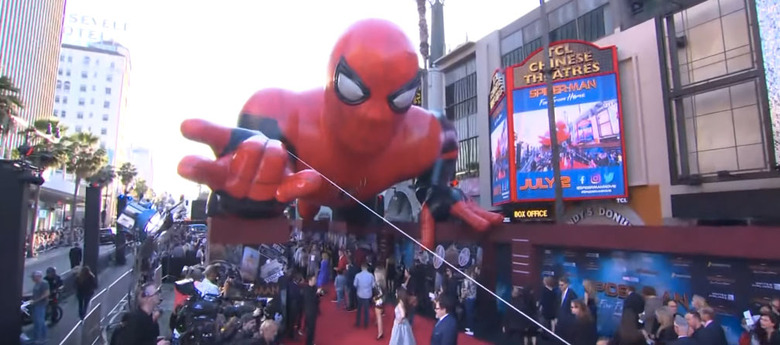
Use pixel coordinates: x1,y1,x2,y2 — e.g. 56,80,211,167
288,285,491,345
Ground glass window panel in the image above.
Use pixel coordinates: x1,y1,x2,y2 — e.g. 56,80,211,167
726,52,753,73
730,81,758,108
685,118,698,152
687,19,725,62
695,110,736,151
698,147,738,173
694,88,731,116
733,105,762,146
721,10,749,51
692,61,728,82
719,0,745,15
737,144,765,170
684,0,721,29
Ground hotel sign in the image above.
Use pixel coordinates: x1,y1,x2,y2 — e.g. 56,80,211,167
63,14,128,45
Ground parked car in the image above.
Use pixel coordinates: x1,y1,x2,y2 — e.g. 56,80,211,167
99,227,116,244
188,224,207,235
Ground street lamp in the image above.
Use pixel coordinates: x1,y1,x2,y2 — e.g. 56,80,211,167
539,0,566,223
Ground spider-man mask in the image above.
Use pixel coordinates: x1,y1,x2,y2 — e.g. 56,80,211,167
323,19,421,156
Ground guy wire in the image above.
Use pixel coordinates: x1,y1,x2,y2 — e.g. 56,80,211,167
287,151,571,345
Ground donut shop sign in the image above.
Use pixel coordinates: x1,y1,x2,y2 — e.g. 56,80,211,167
567,206,633,226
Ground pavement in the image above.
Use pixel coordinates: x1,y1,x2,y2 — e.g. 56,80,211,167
22,245,114,294
22,252,135,344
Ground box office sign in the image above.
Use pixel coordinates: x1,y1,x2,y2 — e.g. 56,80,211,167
507,204,555,222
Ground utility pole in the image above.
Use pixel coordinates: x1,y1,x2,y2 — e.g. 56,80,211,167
539,0,566,223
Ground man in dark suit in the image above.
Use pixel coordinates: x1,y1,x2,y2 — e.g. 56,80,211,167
623,285,645,328
431,295,458,345
555,277,578,341
670,315,695,345
694,307,727,345
302,275,324,345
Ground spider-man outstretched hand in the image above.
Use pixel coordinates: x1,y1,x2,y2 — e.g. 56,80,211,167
177,19,503,249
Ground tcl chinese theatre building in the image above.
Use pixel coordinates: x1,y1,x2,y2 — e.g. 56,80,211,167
420,0,780,342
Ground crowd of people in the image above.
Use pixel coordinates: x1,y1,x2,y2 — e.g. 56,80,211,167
499,275,780,345
286,238,473,345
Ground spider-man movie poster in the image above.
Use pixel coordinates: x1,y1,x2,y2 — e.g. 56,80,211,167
541,248,780,345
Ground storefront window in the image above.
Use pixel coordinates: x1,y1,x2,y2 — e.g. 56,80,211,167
663,0,773,178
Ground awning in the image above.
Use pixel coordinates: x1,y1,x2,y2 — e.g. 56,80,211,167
39,186,85,205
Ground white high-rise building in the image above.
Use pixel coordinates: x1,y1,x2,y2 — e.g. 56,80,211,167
128,146,154,188
53,41,131,165
0,0,68,158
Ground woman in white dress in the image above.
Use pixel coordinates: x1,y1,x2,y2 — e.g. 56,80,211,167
389,286,416,345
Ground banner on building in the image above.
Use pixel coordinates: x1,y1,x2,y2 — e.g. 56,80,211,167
488,69,511,205
498,41,628,203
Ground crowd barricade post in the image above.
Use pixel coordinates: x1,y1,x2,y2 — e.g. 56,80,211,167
81,303,103,345
154,265,162,286
58,320,82,345
102,269,133,321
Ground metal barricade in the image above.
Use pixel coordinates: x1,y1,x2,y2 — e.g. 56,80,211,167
154,265,162,286
81,303,103,345
101,270,133,322
59,320,82,345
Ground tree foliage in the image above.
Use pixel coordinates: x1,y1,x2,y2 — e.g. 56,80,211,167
0,75,23,134
118,162,138,192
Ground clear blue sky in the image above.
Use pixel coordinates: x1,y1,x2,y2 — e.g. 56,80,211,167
63,0,536,198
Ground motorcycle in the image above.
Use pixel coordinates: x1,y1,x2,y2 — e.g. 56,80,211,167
21,287,64,326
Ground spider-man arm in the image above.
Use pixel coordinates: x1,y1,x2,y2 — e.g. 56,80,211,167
179,89,321,219
414,113,503,249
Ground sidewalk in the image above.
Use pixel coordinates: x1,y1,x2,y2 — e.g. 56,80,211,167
22,245,114,294
22,253,135,344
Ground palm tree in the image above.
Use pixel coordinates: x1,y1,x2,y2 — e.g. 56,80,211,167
134,178,149,200
0,75,24,155
65,132,107,243
21,119,68,257
416,0,430,67
118,162,138,193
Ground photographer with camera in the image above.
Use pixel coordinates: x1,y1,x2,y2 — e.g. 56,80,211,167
302,274,325,345
118,282,169,345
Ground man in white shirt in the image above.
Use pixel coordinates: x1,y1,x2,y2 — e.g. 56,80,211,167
353,263,374,328
195,265,220,297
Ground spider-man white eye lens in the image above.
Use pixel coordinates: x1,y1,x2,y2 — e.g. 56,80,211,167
390,88,417,112
336,74,366,103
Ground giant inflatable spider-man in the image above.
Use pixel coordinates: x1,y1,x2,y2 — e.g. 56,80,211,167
177,19,503,249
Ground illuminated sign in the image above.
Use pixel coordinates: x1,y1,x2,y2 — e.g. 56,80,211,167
412,87,422,106
488,69,511,206
488,70,506,114
512,208,551,219
506,41,628,202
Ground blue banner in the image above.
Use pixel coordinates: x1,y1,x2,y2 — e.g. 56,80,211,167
490,99,511,204
540,248,776,344
512,74,626,200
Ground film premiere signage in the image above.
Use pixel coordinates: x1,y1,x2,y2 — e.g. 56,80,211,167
488,41,629,206
540,248,780,341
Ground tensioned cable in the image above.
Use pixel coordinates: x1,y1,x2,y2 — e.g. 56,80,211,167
287,151,571,345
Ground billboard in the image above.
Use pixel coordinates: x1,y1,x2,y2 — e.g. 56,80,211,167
755,0,780,163
541,248,780,344
506,41,628,202
488,70,511,205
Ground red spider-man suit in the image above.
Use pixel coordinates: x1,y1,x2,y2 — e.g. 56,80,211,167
177,19,503,249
